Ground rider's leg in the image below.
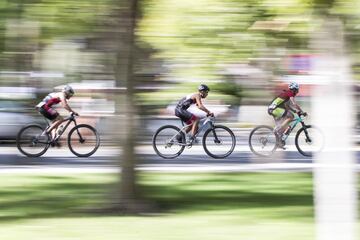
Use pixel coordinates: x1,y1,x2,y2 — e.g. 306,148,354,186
272,108,285,133
278,111,294,134
47,116,64,138
190,118,200,137
273,109,293,134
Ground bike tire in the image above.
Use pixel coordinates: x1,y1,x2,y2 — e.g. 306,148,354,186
16,124,50,157
295,125,324,157
248,125,278,157
68,124,100,157
152,125,185,159
202,125,236,159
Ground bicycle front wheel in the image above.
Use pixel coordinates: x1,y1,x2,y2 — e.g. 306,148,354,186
152,125,185,159
295,125,324,157
249,125,277,157
68,124,100,157
16,124,50,157
202,125,236,159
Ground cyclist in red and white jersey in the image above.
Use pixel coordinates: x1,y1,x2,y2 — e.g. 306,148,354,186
36,85,78,138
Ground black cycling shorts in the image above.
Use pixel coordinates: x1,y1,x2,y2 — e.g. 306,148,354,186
175,107,194,123
39,107,59,121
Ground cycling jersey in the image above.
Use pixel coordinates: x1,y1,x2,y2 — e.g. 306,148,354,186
175,94,197,124
36,92,61,120
177,94,195,110
269,90,296,110
268,90,296,119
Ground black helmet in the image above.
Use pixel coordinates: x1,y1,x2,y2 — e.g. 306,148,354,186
198,84,210,92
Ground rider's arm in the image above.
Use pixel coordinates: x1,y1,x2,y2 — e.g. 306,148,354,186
194,94,212,115
289,97,303,113
60,93,77,114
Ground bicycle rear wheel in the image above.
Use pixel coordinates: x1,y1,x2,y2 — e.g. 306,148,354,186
202,125,236,159
17,124,50,157
68,124,100,157
248,125,277,157
152,125,185,159
295,125,324,157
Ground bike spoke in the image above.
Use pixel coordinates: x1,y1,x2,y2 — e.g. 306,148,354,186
296,127,324,157
249,126,277,157
68,125,99,157
157,131,182,155
203,126,235,158
153,126,185,159
17,125,50,157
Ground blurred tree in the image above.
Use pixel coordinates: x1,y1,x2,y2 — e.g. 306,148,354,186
112,0,151,213
0,0,114,73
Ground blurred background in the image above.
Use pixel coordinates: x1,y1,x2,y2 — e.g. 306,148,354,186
0,0,359,239
0,0,358,143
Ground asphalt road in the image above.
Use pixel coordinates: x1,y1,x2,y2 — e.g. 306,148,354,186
0,144,359,173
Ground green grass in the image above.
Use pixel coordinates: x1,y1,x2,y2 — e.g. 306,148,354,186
0,172,317,239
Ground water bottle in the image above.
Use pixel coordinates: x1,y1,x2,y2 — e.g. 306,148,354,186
57,125,65,135
281,126,291,141
284,126,291,135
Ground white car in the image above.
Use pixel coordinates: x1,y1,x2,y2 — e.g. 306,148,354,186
0,101,38,140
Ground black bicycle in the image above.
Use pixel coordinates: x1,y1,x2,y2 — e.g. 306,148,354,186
248,112,324,157
17,112,100,157
153,116,236,159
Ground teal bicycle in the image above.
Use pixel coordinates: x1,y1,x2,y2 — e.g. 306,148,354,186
248,112,324,157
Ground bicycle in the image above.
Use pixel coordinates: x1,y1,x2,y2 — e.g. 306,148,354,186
152,116,236,159
17,112,100,157
248,112,324,157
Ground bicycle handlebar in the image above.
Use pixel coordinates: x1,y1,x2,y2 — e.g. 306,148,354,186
64,112,79,121
296,112,308,121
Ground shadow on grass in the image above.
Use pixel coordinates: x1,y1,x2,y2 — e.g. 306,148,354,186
140,173,314,219
0,175,113,222
0,173,314,222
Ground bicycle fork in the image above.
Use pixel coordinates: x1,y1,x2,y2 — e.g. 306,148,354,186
300,122,312,143
209,122,221,144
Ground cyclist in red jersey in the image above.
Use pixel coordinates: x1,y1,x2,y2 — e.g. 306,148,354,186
268,82,307,146
36,85,78,139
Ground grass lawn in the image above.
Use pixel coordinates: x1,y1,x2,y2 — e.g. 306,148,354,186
0,172,318,239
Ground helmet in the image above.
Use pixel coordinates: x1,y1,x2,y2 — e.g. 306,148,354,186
198,84,210,92
288,82,299,91
63,85,74,97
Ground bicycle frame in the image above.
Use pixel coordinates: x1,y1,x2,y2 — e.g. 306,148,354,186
281,114,306,141
170,117,216,146
40,113,80,143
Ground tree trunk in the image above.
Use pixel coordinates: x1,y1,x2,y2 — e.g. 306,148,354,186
113,0,143,213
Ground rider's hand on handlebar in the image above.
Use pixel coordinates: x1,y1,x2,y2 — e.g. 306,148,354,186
72,111,79,116
297,111,307,117
207,112,214,117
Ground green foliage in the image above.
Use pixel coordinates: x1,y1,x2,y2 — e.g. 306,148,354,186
210,81,243,105
138,0,269,79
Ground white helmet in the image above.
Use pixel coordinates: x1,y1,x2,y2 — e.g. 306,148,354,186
288,82,299,91
63,85,74,97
